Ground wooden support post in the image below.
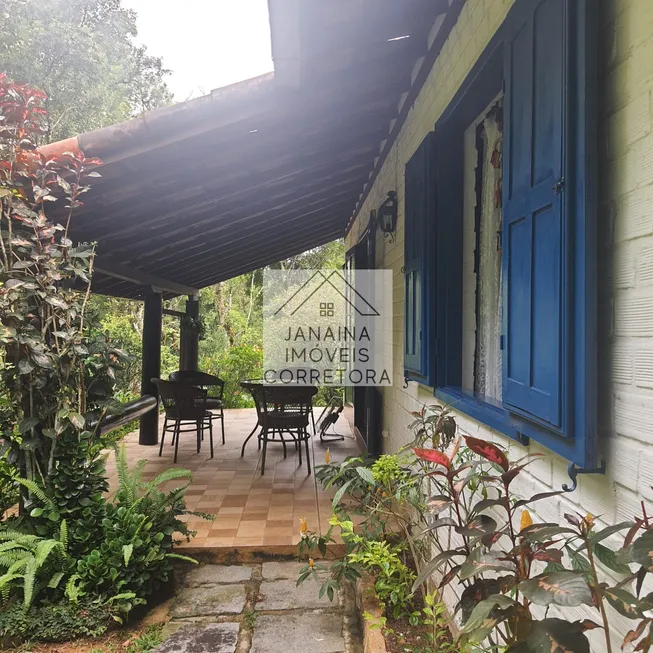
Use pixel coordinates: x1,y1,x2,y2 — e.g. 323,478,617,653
180,295,200,371
140,289,162,445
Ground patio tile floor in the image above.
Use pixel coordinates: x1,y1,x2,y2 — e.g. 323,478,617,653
105,408,359,550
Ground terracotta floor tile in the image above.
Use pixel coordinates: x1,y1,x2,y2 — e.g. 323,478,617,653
220,496,249,507
264,526,294,537
266,519,293,529
263,535,294,546
106,408,359,549
203,537,235,547
217,506,244,515
237,525,263,538
208,528,238,538
233,537,264,546
244,497,270,506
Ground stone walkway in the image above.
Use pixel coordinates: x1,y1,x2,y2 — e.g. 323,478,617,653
155,561,363,653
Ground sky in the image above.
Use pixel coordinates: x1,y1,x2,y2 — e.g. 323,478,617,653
122,0,275,101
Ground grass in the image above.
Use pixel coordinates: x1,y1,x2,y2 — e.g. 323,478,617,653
93,625,164,653
242,610,258,630
19,624,165,653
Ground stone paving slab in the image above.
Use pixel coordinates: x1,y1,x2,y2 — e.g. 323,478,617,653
261,561,305,580
250,613,345,653
154,622,240,653
257,578,338,611
170,584,248,618
184,564,253,587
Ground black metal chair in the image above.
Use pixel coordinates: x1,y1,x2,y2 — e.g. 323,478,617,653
169,370,226,445
266,367,318,434
153,378,213,463
241,382,317,476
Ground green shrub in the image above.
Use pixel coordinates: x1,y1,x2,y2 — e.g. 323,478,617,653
71,447,203,612
0,525,70,609
314,385,344,407
0,450,18,519
6,446,205,623
123,624,164,653
347,533,416,620
201,343,262,408
111,445,209,547
27,432,108,554
0,599,112,643
76,504,169,606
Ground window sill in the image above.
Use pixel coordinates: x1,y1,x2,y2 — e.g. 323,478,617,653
434,386,529,446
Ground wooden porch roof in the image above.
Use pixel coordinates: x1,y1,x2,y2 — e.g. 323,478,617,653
40,0,452,299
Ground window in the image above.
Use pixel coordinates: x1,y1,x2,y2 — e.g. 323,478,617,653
403,132,436,384
403,0,598,469
462,97,504,403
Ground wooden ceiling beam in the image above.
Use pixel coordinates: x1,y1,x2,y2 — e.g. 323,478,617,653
153,203,350,280
129,189,357,271
94,261,199,297
75,148,375,248
98,162,369,259
190,228,344,288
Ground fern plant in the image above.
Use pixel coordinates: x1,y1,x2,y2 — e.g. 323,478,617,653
0,521,70,609
112,444,212,545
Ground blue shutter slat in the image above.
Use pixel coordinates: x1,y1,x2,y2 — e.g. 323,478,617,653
404,132,436,380
503,0,565,429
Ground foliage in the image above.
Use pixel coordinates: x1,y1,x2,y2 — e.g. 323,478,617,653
299,453,421,618
300,403,653,653
0,0,173,142
0,598,112,642
75,504,164,615
0,524,69,609
180,315,205,340
27,431,108,556
0,75,204,645
122,624,164,653
203,342,262,408
0,73,103,488
88,295,144,399
17,446,205,616
110,444,211,547
345,522,417,620
418,591,462,653
0,441,18,517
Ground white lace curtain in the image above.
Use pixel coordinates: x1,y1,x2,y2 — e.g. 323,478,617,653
474,113,503,401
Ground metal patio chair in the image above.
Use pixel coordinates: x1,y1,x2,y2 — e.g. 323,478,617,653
153,378,213,463
169,370,226,445
241,381,317,475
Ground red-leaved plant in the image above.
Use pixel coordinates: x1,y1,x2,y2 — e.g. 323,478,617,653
0,73,103,487
300,404,653,653
409,405,650,653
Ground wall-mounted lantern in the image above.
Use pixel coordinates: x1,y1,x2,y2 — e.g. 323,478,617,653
377,191,398,241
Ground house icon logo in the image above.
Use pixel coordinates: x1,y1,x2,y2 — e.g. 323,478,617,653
262,268,393,387
273,270,380,318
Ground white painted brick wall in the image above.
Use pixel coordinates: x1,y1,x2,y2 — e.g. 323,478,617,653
345,0,653,647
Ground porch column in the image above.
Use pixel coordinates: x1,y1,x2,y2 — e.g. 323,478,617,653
140,288,162,445
179,294,200,371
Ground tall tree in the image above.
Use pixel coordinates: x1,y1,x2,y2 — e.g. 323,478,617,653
0,0,173,141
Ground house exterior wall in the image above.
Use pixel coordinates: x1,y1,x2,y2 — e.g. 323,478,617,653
345,0,653,644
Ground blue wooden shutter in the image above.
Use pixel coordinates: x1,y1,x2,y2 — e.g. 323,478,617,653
502,0,567,428
404,132,436,380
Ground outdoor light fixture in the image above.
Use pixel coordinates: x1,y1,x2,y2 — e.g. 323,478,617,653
377,191,398,241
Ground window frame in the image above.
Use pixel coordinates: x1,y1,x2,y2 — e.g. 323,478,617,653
403,132,437,385
428,0,598,469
